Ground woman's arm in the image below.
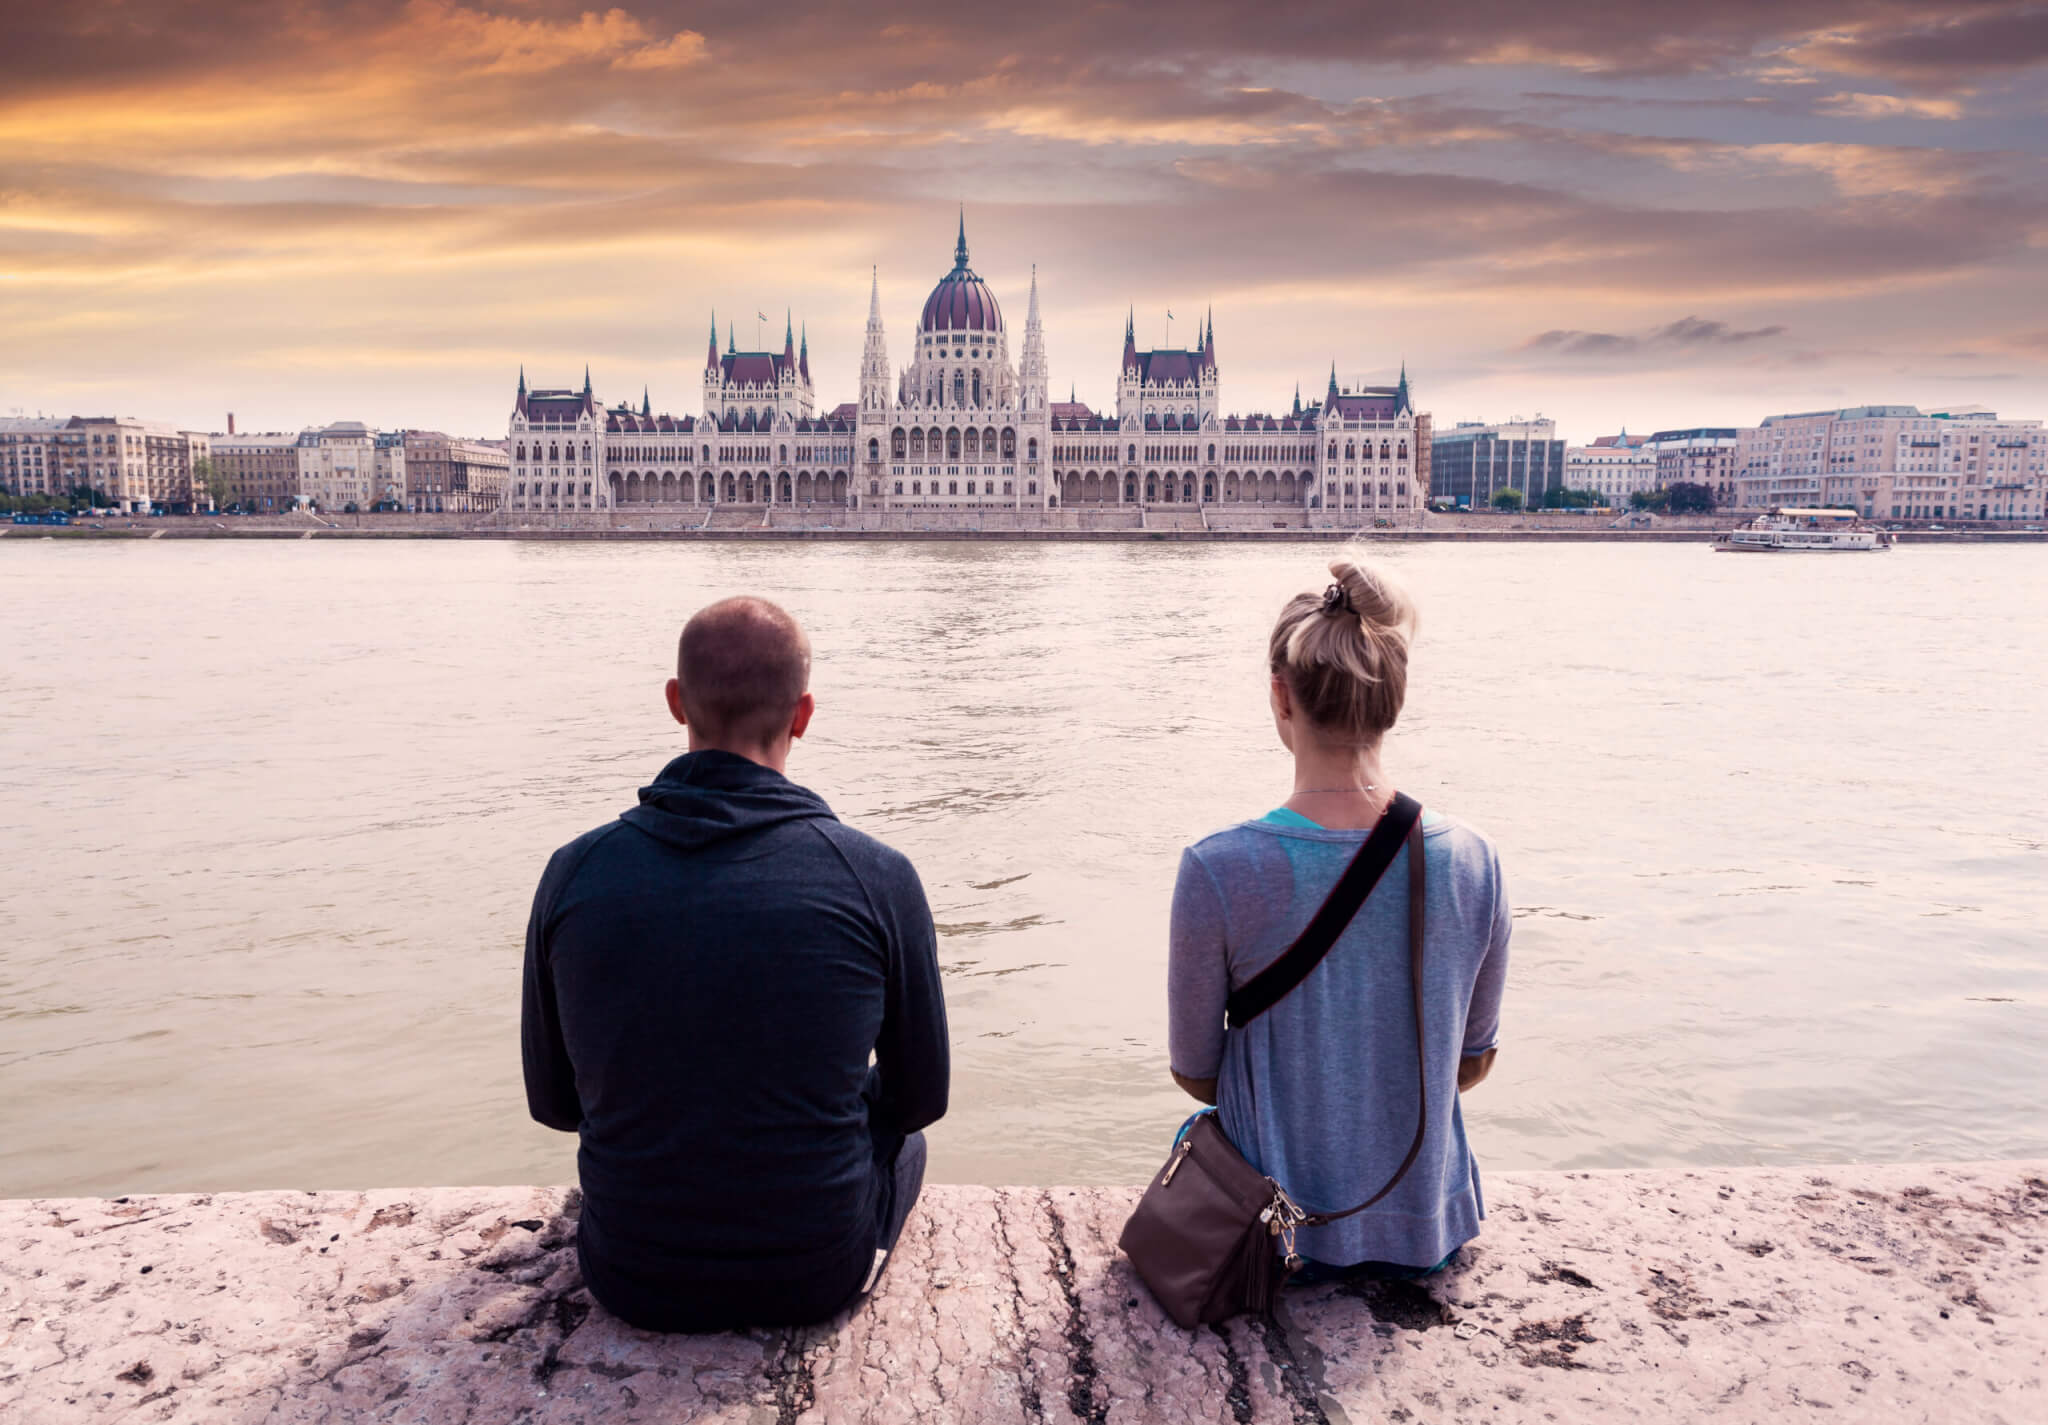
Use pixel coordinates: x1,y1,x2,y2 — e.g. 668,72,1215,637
1172,1070,1219,1105
1168,848,1229,1104
1458,1047,1497,1092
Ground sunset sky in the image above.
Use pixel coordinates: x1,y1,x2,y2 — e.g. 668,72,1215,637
3,2,2045,441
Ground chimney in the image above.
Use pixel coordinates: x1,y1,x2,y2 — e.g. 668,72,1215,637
227,412,236,435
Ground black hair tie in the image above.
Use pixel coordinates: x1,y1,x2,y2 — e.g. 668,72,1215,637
1321,583,1354,617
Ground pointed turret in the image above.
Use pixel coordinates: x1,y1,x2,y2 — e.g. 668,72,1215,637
641,386,651,419
1395,361,1411,414
1122,306,1137,372
860,266,891,412
799,323,810,382
1292,382,1301,417
518,365,526,396
784,309,795,361
583,364,591,395
727,322,736,355
1019,262,1048,414
1328,361,1339,400
706,313,719,373
954,207,969,270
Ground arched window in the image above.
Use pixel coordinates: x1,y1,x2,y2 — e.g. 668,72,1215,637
1328,441,1338,459
948,481,958,495
947,429,961,459
1208,443,1216,462
1128,444,1137,461
953,371,965,406
972,371,982,406
1002,429,1016,458
582,442,591,459
1346,440,1356,459
515,443,525,461
869,480,879,494
868,438,880,460
892,428,906,458
1028,481,1037,494
548,443,559,461
966,481,976,495
909,429,924,459
964,428,979,458
1027,437,1037,459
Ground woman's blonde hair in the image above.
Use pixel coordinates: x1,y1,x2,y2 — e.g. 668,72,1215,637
1268,558,1417,743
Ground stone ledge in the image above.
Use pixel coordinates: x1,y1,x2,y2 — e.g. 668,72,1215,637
2,1164,2042,1423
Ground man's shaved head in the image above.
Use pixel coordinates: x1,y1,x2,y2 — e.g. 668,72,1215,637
676,597,812,749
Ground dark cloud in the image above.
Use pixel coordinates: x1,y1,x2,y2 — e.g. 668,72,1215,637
1524,316,1789,356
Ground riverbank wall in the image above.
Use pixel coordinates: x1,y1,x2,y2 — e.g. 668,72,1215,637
4,1162,2041,1422
9,510,2045,544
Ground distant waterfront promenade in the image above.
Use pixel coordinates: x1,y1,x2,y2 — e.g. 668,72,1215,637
8,507,2045,543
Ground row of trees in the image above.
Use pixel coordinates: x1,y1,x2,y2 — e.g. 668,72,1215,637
1628,482,1716,514
1477,484,1719,514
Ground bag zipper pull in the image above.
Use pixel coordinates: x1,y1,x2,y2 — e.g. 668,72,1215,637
1161,1136,1194,1186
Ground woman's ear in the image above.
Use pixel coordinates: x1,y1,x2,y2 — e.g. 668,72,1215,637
1270,674,1295,751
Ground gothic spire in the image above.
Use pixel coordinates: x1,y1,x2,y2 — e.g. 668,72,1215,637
954,207,969,269
582,364,591,396
641,385,650,418
517,365,525,396
1027,263,1040,325
868,266,881,322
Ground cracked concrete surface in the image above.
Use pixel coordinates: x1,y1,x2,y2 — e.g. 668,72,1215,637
2,1165,2043,1422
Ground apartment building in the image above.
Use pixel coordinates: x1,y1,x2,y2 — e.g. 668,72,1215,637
1642,427,1741,507
210,432,306,510
403,431,510,512
0,417,67,497
60,417,211,512
296,421,378,511
1733,404,2044,520
1564,432,1654,506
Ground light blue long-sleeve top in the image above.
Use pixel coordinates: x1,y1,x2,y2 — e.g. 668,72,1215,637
1168,806,1511,1268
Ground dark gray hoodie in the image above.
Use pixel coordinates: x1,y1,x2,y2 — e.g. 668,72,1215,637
521,749,949,1328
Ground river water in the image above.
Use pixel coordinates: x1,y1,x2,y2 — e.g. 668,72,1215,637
1,539,2044,1197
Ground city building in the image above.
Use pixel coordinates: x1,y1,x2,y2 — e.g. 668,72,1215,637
59,417,211,512
372,432,408,511
1428,419,1564,508
402,431,509,512
295,421,378,512
507,218,1427,521
1732,405,2044,521
1564,432,1654,507
0,417,67,497
210,432,305,511
1643,427,1741,507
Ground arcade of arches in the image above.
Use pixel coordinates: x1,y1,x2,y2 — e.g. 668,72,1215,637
1054,469,1304,505
609,469,851,504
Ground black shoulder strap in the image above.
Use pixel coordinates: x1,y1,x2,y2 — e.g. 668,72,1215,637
1225,792,1422,1029
1300,812,1428,1226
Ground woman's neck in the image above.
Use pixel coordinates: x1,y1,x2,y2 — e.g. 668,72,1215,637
1284,740,1389,829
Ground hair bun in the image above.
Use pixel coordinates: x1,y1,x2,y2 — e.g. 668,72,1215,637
1329,559,1415,636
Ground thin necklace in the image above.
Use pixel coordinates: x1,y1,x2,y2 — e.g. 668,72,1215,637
1293,783,1379,796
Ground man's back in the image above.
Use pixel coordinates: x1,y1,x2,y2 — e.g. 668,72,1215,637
522,749,948,1329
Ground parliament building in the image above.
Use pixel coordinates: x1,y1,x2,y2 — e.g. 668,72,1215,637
506,219,1428,519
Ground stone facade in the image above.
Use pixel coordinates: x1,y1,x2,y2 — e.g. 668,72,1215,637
1565,432,1655,507
0,417,67,498
506,218,1426,524
403,431,510,512
209,432,304,511
1733,405,2046,521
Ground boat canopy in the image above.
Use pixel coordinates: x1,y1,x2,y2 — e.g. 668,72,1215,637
1771,507,1857,519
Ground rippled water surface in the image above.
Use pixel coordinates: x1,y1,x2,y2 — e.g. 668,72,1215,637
2,539,2044,1196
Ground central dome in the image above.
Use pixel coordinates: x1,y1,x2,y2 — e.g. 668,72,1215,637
920,217,1002,334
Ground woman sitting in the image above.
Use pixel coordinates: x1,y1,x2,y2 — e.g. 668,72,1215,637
1167,558,1510,1281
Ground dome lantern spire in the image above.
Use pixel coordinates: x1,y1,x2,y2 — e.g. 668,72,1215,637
954,207,969,270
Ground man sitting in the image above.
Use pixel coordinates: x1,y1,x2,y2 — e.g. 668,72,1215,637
521,595,949,1332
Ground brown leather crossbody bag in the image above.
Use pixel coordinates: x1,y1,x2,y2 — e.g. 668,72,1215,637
1119,793,1428,1328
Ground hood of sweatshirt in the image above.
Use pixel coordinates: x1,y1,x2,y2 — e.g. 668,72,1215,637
619,749,836,852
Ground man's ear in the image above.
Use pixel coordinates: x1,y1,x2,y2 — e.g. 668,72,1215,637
665,678,688,728
788,691,815,742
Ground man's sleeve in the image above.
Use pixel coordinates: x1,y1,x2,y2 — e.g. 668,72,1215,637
1463,847,1511,1056
520,848,583,1133
1168,846,1230,1080
871,854,950,1137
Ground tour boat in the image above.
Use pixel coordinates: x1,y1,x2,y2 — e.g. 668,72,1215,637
1714,508,1891,553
